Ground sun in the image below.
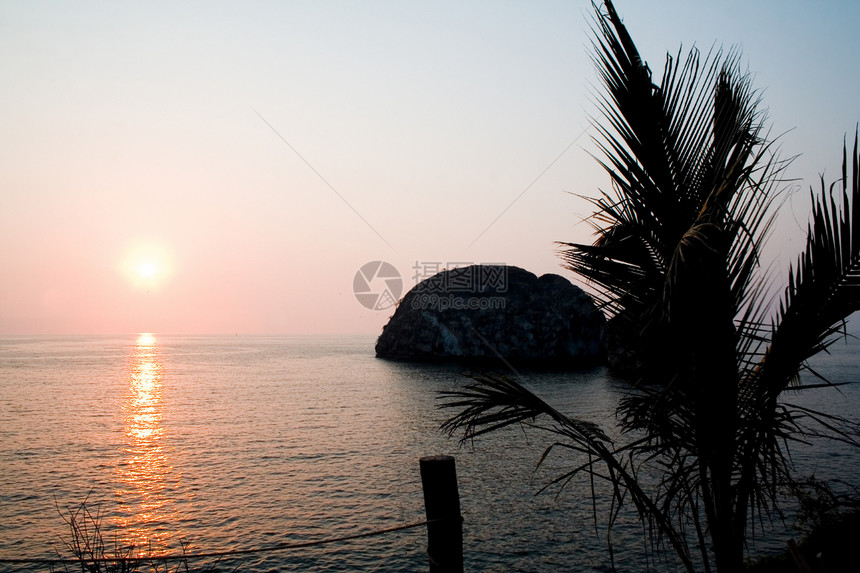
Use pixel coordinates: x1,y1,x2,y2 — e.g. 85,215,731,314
121,245,172,289
138,261,157,279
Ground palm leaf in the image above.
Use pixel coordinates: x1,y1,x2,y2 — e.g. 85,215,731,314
759,131,860,395
440,371,698,572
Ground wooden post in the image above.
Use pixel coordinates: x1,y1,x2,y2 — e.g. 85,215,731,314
420,455,463,573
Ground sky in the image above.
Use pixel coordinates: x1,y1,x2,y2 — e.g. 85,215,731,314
1,1,858,335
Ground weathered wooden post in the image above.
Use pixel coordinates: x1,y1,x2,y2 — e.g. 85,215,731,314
420,455,463,573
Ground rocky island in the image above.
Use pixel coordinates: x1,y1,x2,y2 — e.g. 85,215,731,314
375,265,605,367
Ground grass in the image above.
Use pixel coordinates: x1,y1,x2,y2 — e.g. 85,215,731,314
51,497,237,573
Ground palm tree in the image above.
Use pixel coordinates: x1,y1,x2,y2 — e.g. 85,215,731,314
442,1,860,571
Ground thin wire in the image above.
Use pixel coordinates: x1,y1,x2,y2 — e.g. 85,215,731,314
467,126,589,249
254,109,396,251
0,518,439,565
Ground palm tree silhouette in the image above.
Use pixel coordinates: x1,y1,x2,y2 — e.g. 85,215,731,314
442,2,860,571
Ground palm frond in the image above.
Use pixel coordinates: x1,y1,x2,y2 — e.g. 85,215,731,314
439,370,698,572
758,131,860,395
440,371,610,443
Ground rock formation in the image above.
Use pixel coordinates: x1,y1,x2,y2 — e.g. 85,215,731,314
375,265,605,367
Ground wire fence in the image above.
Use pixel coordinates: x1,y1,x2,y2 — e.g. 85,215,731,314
2,457,462,571
0,518,439,568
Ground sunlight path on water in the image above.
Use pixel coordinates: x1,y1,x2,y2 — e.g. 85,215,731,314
113,333,188,554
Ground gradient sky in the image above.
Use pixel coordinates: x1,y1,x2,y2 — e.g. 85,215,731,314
2,1,858,335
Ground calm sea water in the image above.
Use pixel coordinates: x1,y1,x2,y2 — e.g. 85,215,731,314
0,334,857,572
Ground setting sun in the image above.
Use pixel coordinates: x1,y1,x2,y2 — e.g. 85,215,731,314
121,245,173,290
138,262,156,279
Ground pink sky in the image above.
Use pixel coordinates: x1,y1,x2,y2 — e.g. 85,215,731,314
2,1,858,334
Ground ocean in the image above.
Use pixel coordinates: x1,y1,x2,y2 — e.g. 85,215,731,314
1,334,857,572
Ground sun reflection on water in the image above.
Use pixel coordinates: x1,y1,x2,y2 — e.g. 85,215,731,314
114,333,184,554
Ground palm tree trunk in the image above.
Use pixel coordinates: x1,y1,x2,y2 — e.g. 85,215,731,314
668,225,742,571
